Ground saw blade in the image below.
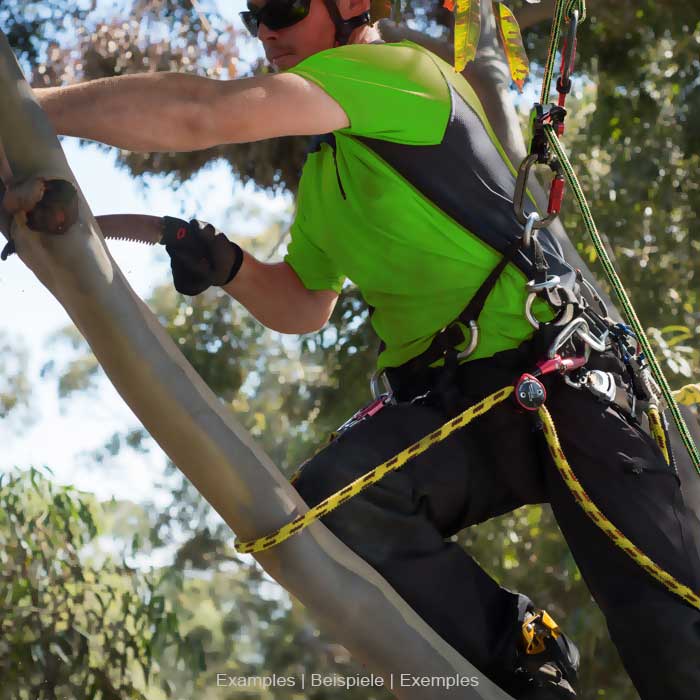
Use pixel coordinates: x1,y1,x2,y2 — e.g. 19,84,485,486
96,214,164,245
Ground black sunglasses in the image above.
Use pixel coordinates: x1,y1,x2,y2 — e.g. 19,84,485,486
240,0,313,37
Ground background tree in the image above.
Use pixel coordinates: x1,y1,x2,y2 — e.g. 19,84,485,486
0,466,201,700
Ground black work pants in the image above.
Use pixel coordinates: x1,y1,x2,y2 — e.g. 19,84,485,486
293,356,700,699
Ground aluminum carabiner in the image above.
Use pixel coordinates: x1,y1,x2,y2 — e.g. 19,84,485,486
513,153,560,229
370,369,394,401
557,9,580,97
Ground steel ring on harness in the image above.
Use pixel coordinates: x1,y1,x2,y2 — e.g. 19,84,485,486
527,274,561,293
456,320,479,360
513,154,559,229
525,291,576,330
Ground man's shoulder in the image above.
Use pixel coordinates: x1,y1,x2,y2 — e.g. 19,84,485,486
288,39,450,122
291,39,447,86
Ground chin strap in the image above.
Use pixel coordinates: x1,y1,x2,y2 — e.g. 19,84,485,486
320,0,370,45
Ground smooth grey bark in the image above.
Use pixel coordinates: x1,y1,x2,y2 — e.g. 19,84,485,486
379,1,621,321
0,30,516,700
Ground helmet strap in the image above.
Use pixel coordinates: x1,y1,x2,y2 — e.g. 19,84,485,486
320,0,371,46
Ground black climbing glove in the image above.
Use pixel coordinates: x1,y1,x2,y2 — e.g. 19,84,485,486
162,216,244,296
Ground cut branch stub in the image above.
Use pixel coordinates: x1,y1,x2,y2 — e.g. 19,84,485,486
2,177,78,236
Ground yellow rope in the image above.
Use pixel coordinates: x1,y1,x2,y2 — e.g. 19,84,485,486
235,386,515,553
538,404,700,610
647,382,700,466
647,407,670,466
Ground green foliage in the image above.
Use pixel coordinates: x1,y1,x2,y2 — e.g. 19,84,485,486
0,467,203,700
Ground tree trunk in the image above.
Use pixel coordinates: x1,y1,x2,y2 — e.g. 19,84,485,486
0,30,515,700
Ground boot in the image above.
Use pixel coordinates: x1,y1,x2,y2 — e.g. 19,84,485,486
506,608,580,699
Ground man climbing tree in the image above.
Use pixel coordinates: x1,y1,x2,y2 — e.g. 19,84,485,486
30,0,700,698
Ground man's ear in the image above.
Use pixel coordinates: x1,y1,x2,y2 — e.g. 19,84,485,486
336,0,371,20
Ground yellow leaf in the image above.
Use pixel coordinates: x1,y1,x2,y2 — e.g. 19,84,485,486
253,412,266,433
453,0,481,73
495,2,529,92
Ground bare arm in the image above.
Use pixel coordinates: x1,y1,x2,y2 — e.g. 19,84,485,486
222,253,339,335
34,72,349,152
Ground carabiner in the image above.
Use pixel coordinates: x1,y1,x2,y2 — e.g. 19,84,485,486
548,317,592,359
513,154,560,229
370,369,394,401
557,9,579,98
547,316,609,361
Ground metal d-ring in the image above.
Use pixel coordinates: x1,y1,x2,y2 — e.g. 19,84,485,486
525,292,543,329
456,320,479,360
525,289,575,330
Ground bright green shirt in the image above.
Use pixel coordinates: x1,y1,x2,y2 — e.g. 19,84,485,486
285,41,562,369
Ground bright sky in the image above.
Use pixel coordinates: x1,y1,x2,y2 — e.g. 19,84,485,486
0,0,293,504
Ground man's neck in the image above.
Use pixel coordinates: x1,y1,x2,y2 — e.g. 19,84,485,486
345,23,384,45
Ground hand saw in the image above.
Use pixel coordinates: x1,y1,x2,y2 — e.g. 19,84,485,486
95,214,169,245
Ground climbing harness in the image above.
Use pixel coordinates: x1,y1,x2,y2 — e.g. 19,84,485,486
235,0,700,614
518,0,700,475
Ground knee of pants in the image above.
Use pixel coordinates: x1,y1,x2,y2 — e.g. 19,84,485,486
292,436,439,567
293,410,417,515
